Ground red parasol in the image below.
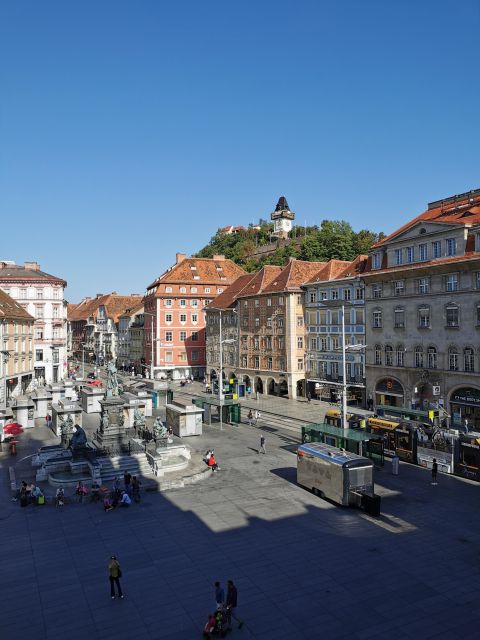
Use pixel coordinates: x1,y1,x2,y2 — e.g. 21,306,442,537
3,422,24,436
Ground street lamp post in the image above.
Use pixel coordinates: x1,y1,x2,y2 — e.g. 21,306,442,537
339,304,367,430
218,309,236,432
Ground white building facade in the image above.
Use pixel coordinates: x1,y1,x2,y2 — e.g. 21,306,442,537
0,261,67,384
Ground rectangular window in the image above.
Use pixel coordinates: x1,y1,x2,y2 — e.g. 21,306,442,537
166,314,173,323
254,356,260,368
36,306,44,319
446,238,456,256
396,349,404,367
446,274,458,292
254,299,259,307
331,290,339,300
427,349,437,369
321,291,327,300
394,309,405,328
165,331,173,342
279,296,284,305
446,306,459,327
242,355,248,367
372,254,381,269
36,288,43,299
165,351,173,363
35,349,43,361
415,350,424,368
418,307,430,328
419,243,428,261
255,317,260,327
406,246,414,263
277,336,284,349
297,294,303,304
310,337,317,350
180,331,187,341
179,352,187,361
343,289,351,301
191,331,198,341
191,299,198,307
394,281,404,296
297,337,303,349
35,328,43,340
180,314,186,322
180,299,186,307
432,241,441,258
267,357,273,370
320,338,327,351
52,349,59,364
372,284,382,299
297,358,303,371
309,292,316,303
267,298,272,306
395,249,403,266
192,314,198,323
204,288,210,294
449,351,458,371
356,288,364,300
417,278,430,294
277,317,284,328
373,311,382,328
296,316,303,327
165,299,172,307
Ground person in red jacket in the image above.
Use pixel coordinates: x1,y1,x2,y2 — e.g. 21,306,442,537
208,453,218,472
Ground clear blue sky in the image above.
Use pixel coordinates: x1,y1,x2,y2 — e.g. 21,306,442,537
1,0,479,301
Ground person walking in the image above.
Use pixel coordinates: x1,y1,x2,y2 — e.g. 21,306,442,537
108,556,124,599
307,392,312,403
226,580,243,630
124,471,132,496
254,409,261,426
214,581,225,609
247,409,253,426
259,435,266,454
431,458,438,485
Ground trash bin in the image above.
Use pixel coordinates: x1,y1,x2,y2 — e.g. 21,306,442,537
361,492,381,517
392,454,400,475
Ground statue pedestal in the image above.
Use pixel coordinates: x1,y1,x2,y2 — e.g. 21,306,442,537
81,387,104,414
52,400,83,438
95,397,131,450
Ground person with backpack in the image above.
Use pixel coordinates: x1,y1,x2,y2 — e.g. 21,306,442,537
247,409,254,426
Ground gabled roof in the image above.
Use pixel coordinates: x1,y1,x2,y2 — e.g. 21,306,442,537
147,257,246,290
304,256,368,284
236,265,283,298
373,188,480,248
262,260,326,293
69,294,143,323
0,289,34,321
208,273,257,310
119,301,144,318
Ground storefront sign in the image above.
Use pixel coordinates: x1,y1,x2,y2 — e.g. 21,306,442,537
451,388,480,407
375,378,404,396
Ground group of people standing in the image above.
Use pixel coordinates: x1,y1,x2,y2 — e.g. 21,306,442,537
203,580,243,636
103,471,141,511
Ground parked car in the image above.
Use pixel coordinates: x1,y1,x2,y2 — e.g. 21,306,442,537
87,379,103,387
87,372,96,380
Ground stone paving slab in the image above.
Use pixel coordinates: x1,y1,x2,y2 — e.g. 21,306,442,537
2,409,480,639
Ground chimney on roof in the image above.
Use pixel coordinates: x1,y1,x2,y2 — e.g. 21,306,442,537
0,261,15,269
213,254,225,261
96,293,104,298
176,253,187,264
24,261,40,271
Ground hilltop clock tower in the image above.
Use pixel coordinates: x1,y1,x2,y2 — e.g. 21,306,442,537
271,196,295,239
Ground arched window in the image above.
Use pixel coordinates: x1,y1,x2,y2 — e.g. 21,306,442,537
414,347,424,368
427,347,437,369
374,345,382,365
396,345,404,367
464,347,475,372
385,345,393,366
448,347,459,371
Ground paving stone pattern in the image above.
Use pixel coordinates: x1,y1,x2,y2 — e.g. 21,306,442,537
1,407,480,639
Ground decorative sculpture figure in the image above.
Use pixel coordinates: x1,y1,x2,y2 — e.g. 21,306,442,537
69,424,87,451
133,406,145,430
101,412,110,432
106,361,119,397
153,416,168,439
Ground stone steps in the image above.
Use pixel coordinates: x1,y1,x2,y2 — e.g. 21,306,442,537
97,453,154,482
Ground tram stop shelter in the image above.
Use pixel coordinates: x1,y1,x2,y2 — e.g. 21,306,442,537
192,396,241,426
302,423,384,466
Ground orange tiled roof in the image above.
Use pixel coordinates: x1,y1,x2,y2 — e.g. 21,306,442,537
0,289,34,321
236,265,283,298
262,260,327,293
69,294,143,323
208,273,258,310
148,257,246,291
373,189,480,249
304,256,368,284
